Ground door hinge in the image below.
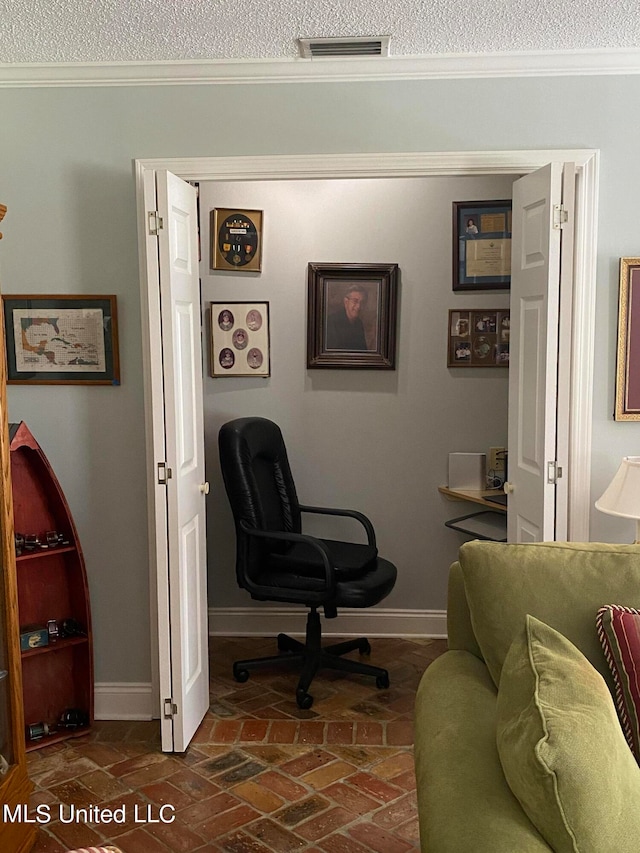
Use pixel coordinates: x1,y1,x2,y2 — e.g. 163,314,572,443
157,462,173,485
547,461,563,484
148,211,164,235
163,698,178,719
553,204,569,229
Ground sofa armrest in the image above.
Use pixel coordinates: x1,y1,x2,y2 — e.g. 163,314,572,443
447,561,483,659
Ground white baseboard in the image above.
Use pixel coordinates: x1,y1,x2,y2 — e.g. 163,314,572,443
94,683,154,721
208,606,447,639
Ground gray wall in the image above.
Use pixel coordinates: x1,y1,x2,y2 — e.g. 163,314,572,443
1,74,639,684
201,176,511,610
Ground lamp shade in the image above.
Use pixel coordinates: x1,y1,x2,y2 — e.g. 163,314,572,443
595,457,640,519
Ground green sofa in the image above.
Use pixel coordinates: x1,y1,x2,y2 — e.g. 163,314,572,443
414,540,640,852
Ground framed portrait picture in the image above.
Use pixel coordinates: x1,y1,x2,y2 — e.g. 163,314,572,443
2,294,120,385
448,309,510,368
453,200,512,291
614,257,640,420
210,301,270,377
307,263,398,369
210,208,263,272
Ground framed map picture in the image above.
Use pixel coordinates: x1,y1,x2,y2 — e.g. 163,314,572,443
2,295,120,385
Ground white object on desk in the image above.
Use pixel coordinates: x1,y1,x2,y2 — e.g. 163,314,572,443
448,452,487,491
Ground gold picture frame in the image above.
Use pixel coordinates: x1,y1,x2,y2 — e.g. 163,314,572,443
210,208,263,272
615,257,640,420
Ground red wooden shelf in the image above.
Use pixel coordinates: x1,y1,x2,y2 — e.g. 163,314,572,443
10,421,94,751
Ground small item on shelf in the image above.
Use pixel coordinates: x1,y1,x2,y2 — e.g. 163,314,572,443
47,619,59,643
58,708,89,729
14,533,24,556
26,722,53,741
19,626,49,651
60,618,86,638
24,534,40,551
45,531,59,548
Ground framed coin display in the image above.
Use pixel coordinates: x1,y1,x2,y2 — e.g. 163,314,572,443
211,208,263,272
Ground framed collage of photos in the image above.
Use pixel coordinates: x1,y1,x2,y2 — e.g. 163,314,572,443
447,309,510,368
210,302,270,378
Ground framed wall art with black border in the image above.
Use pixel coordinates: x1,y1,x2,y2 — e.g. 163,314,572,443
453,200,512,291
2,294,120,385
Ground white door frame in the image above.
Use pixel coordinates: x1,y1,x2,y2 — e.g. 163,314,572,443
135,148,599,714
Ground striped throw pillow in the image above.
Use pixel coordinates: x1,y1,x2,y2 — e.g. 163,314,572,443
597,604,640,761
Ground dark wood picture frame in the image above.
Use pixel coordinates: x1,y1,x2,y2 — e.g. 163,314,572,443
615,257,640,420
448,308,510,368
307,263,398,369
2,295,120,385
453,199,512,291
210,301,270,378
210,208,263,272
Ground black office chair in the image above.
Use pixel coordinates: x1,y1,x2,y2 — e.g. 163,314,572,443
218,417,398,709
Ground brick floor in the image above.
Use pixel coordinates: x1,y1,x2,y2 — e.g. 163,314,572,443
29,636,446,852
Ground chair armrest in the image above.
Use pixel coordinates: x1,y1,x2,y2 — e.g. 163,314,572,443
298,504,376,548
239,520,337,601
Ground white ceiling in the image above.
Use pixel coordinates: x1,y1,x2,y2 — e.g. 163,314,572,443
1,0,639,65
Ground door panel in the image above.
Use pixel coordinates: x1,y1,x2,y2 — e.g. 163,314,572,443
156,171,209,752
508,163,566,543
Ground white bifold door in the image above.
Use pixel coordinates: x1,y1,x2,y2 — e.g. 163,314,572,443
507,162,575,543
144,170,210,752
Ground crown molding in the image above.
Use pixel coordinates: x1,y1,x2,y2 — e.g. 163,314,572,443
2,48,640,88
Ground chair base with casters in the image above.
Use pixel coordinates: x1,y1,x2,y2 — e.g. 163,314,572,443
232,607,390,709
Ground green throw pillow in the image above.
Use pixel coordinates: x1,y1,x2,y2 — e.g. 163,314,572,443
496,615,640,853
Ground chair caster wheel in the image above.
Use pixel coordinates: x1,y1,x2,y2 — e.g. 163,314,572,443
233,666,249,683
359,640,371,655
296,690,314,710
376,673,390,689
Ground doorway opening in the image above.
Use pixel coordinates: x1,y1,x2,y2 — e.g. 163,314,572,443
136,149,599,750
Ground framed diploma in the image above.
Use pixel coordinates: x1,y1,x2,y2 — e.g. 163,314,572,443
453,200,512,291
614,258,640,420
211,208,263,272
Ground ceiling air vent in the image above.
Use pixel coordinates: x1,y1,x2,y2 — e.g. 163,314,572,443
298,36,391,59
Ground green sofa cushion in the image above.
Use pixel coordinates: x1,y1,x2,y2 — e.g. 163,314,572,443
415,650,551,852
459,541,640,689
496,615,640,853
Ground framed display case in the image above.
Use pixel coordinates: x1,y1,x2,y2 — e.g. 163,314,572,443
448,309,510,368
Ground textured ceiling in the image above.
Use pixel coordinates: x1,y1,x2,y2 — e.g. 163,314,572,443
1,0,639,64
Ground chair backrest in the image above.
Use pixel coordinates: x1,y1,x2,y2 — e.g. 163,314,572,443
218,417,302,587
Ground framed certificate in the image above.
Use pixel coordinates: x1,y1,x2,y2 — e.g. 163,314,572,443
453,200,512,291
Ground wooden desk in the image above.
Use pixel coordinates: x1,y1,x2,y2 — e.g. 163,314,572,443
438,485,507,541
438,485,507,513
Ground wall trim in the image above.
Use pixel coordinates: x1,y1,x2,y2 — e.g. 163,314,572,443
3,48,640,88
208,607,447,639
94,683,154,721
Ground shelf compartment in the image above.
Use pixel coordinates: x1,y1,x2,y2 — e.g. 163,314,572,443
445,510,507,542
21,636,88,659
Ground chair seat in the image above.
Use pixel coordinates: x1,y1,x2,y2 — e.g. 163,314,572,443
269,538,377,579
261,553,397,608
